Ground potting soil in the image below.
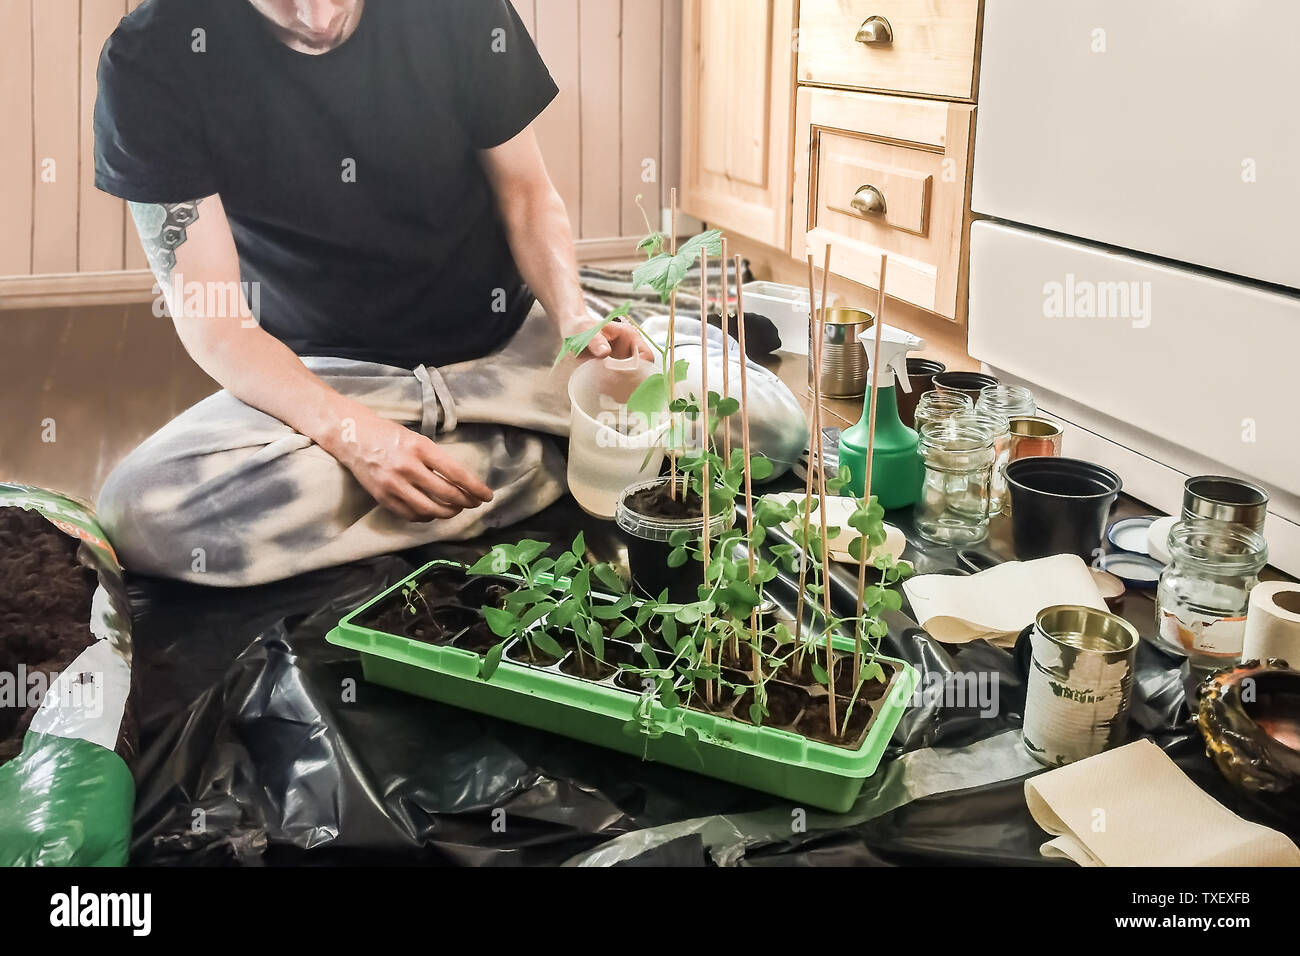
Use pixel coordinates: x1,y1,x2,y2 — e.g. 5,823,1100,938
0,484,136,866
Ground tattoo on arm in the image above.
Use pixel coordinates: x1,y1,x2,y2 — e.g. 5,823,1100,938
128,199,203,283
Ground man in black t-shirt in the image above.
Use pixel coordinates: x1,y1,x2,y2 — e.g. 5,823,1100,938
92,0,648,585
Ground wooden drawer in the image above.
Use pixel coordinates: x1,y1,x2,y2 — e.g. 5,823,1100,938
792,86,974,319
797,0,981,101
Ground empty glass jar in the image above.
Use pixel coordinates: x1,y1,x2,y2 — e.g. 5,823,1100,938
913,390,973,433
915,417,998,546
976,384,1037,420
1155,519,1268,669
956,409,1011,516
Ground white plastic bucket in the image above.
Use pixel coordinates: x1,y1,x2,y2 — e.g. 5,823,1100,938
741,280,841,356
567,356,670,519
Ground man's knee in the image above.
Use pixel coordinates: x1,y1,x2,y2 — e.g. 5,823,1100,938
97,450,223,580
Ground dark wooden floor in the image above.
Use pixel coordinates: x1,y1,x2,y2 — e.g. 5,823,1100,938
0,303,216,503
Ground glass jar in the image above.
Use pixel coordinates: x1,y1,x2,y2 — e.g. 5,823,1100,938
913,390,973,433
1154,519,1268,669
956,409,1011,516
915,417,998,546
976,384,1037,420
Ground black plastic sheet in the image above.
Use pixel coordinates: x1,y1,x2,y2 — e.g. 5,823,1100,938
127,495,1299,866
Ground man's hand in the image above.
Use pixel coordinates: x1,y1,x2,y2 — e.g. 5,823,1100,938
561,315,654,361
334,413,494,522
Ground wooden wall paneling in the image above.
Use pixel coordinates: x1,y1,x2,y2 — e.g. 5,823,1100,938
577,0,621,239
121,0,150,269
31,0,81,275
534,0,582,233
80,0,127,272
620,0,662,236
0,0,34,276
509,0,537,37
659,0,683,225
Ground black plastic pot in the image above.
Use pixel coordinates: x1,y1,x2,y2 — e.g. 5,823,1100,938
614,477,734,603
932,370,999,405
896,358,946,428
1006,457,1122,561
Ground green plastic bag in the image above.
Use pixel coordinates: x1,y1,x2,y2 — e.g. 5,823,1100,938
0,484,135,866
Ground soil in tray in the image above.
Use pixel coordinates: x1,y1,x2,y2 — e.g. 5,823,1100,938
735,681,810,728
795,693,879,747
504,640,563,668
688,667,748,714
453,621,500,654
623,481,704,519
0,507,100,765
559,652,617,682
357,566,517,642
400,604,480,645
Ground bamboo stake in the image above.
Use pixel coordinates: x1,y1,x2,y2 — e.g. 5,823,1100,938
718,241,737,663
812,246,838,739
668,189,679,501
699,247,713,706
792,255,823,671
734,254,758,680
719,240,732,469
854,253,889,687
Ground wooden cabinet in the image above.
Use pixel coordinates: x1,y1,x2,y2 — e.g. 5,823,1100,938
681,0,983,322
791,86,974,317
679,0,798,249
797,0,981,100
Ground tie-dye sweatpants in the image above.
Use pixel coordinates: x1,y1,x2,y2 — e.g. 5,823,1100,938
96,306,808,586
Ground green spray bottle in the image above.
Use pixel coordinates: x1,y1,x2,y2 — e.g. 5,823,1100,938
837,324,926,509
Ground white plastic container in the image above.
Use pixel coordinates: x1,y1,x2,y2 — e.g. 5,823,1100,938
567,356,670,519
740,280,841,356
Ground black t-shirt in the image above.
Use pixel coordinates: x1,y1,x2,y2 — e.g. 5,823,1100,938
94,0,558,368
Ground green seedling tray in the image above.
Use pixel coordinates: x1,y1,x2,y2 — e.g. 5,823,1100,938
327,560,918,813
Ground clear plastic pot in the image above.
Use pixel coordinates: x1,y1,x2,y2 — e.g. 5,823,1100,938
614,477,735,603
568,356,670,519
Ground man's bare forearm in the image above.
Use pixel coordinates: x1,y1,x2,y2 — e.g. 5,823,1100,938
174,316,376,460
129,196,378,461
496,184,587,325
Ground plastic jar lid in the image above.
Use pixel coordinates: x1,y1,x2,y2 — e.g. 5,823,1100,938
615,477,736,543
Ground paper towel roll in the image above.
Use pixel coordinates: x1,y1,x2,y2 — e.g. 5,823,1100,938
1242,581,1300,665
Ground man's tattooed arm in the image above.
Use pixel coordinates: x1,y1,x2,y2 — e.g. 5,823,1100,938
128,199,203,283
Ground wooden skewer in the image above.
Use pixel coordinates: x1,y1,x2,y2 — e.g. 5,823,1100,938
734,254,758,680
667,188,679,501
719,240,732,468
854,253,889,686
699,247,713,706
811,245,838,740
793,255,822,662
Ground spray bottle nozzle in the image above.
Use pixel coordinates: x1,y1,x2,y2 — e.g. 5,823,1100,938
857,324,926,393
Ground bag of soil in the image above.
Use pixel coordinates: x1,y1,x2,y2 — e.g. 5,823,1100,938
0,483,135,866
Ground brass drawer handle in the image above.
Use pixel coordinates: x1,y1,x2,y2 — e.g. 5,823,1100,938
855,15,893,44
850,184,887,218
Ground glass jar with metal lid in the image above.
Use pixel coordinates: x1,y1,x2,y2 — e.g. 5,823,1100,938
956,409,1012,516
915,417,998,546
1155,519,1268,669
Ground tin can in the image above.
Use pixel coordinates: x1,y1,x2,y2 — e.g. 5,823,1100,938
809,307,874,399
1181,476,1269,534
1023,605,1139,767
